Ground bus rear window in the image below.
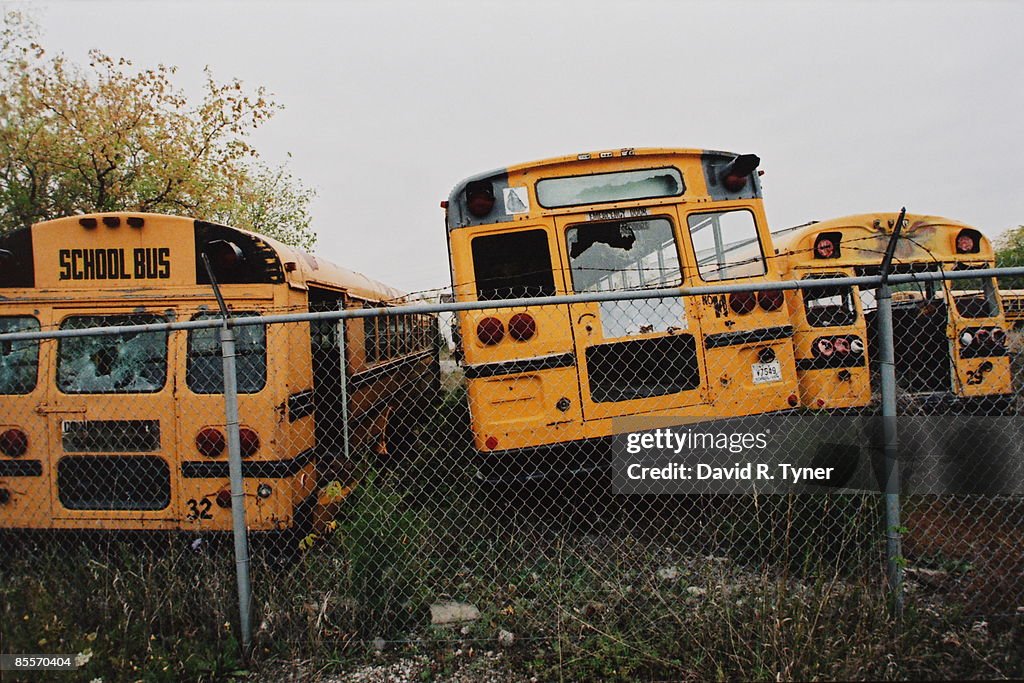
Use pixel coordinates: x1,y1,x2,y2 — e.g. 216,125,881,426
58,315,167,394
687,209,767,281
188,313,266,394
566,217,680,292
536,167,684,208
0,316,39,394
471,230,556,300
802,276,857,327
953,280,1000,319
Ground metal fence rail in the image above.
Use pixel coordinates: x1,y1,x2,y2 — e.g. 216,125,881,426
1,271,1022,678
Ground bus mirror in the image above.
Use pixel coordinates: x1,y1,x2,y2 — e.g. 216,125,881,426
204,240,245,271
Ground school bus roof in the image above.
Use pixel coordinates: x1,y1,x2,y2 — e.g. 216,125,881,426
445,147,764,230
772,212,994,268
10,212,406,303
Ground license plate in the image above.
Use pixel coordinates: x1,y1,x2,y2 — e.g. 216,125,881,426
752,361,783,385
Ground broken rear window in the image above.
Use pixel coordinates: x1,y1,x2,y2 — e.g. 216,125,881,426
0,316,39,394
58,315,167,394
566,217,680,292
471,229,556,300
536,167,684,208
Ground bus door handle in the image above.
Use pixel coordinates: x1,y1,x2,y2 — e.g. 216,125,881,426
35,403,87,415
577,312,597,335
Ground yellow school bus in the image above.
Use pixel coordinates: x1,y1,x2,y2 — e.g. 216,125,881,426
0,213,437,538
774,213,1013,414
444,148,799,479
998,290,1024,329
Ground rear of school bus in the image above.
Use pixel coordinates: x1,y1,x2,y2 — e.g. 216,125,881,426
779,213,1013,415
445,148,799,480
0,213,317,533
773,224,873,411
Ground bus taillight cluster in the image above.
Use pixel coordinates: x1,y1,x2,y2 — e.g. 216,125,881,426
476,313,537,345
960,326,1006,349
729,291,784,315
195,427,260,457
812,336,864,359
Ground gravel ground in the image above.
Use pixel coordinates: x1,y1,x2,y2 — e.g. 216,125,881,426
262,650,533,683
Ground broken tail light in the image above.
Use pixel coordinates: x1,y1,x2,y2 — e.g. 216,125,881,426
813,338,835,358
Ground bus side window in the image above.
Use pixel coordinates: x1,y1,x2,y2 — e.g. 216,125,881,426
471,229,556,301
364,304,378,364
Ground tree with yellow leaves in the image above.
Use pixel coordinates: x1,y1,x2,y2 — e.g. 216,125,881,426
0,9,316,249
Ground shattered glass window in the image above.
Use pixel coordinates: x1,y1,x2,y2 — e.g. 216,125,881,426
0,316,40,394
188,312,266,394
537,167,684,208
566,217,680,293
687,209,767,281
58,315,167,394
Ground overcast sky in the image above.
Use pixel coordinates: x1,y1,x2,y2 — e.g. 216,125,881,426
22,0,1024,294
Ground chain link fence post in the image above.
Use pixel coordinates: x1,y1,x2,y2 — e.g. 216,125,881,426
876,280,905,616
219,321,253,651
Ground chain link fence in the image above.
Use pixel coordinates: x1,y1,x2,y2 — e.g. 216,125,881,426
1,271,1022,680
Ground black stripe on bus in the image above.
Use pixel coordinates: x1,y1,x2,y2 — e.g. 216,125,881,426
464,352,577,379
795,355,867,371
0,460,43,477
287,389,316,422
181,448,315,479
704,325,793,349
349,351,434,388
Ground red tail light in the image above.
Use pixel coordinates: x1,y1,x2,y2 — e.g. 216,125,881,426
0,429,28,458
787,394,799,407
484,436,499,450
991,327,1006,346
216,489,232,508
476,317,504,345
466,181,495,217
974,328,990,345
813,338,835,358
239,427,260,458
196,428,226,457
955,229,980,254
508,313,537,341
757,290,784,311
832,337,851,355
813,233,841,259
729,291,757,315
